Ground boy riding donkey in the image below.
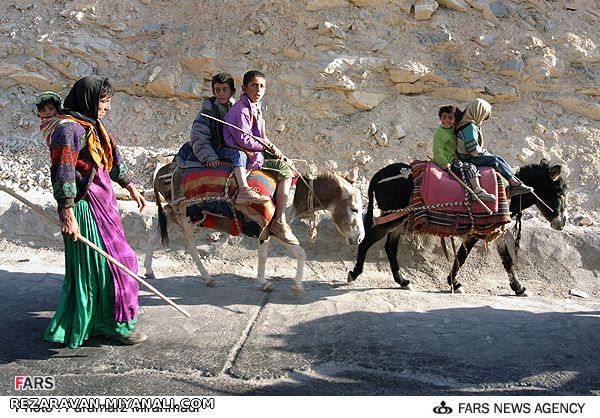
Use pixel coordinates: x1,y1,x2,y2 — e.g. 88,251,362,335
175,71,299,244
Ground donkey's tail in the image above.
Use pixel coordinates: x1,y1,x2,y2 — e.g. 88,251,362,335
153,162,169,246
511,211,523,259
157,196,169,247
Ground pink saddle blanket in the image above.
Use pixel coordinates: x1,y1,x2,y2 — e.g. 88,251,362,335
421,162,499,213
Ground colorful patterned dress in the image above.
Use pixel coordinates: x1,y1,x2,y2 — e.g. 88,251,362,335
44,119,139,348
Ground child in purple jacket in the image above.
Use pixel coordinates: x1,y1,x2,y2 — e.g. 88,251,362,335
221,70,298,245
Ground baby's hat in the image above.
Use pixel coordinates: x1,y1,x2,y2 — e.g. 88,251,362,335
35,91,62,114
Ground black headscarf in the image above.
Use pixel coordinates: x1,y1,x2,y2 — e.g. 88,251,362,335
61,75,115,172
62,75,107,124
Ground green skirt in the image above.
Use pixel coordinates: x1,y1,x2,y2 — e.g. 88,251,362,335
44,199,136,348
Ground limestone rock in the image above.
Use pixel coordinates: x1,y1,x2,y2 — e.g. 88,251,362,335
395,0,415,14
524,48,564,80
180,47,217,78
146,65,182,98
6,68,61,91
391,125,407,140
496,57,525,79
319,21,346,39
518,147,535,163
0,0,599,229
388,61,433,83
546,96,600,121
357,57,388,74
472,34,495,47
0,63,25,78
127,50,151,64
489,1,509,18
394,81,435,94
350,0,389,6
306,0,350,10
565,33,600,64
141,22,164,36
352,150,372,165
465,0,499,23
437,0,469,12
249,17,268,34
177,76,204,98
315,72,356,91
282,46,305,60
376,132,389,146
578,87,600,96
533,124,546,135
414,0,439,20
388,60,449,95
60,9,85,21
346,91,387,111
0,40,15,59
416,30,455,51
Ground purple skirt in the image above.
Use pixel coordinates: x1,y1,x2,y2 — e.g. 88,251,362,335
86,168,139,323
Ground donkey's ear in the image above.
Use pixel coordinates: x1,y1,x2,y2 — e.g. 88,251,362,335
539,158,549,166
549,165,561,181
346,166,359,183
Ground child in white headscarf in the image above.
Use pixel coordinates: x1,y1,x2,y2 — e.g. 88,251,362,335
455,98,533,196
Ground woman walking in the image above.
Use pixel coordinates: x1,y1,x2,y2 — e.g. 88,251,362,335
43,75,147,348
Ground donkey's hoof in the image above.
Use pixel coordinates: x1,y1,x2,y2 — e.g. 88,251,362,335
347,271,357,283
145,272,156,280
400,283,414,291
451,286,466,294
516,288,531,297
206,279,217,288
292,286,304,298
261,282,273,292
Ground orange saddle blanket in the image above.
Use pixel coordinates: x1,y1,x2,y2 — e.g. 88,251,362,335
181,166,277,238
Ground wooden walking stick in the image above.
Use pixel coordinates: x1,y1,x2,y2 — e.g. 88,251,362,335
0,184,191,318
445,164,494,215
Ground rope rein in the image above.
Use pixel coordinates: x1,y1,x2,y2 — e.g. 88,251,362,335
380,199,474,217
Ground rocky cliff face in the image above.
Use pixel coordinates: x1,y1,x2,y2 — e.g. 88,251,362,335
1,0,599,224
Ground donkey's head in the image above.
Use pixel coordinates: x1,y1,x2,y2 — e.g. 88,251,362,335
517,159,568,230
328,167,365,245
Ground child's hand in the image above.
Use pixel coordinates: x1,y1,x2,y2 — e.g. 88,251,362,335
269,144,284,160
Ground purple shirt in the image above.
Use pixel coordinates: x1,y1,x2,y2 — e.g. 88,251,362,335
223,94,269,169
